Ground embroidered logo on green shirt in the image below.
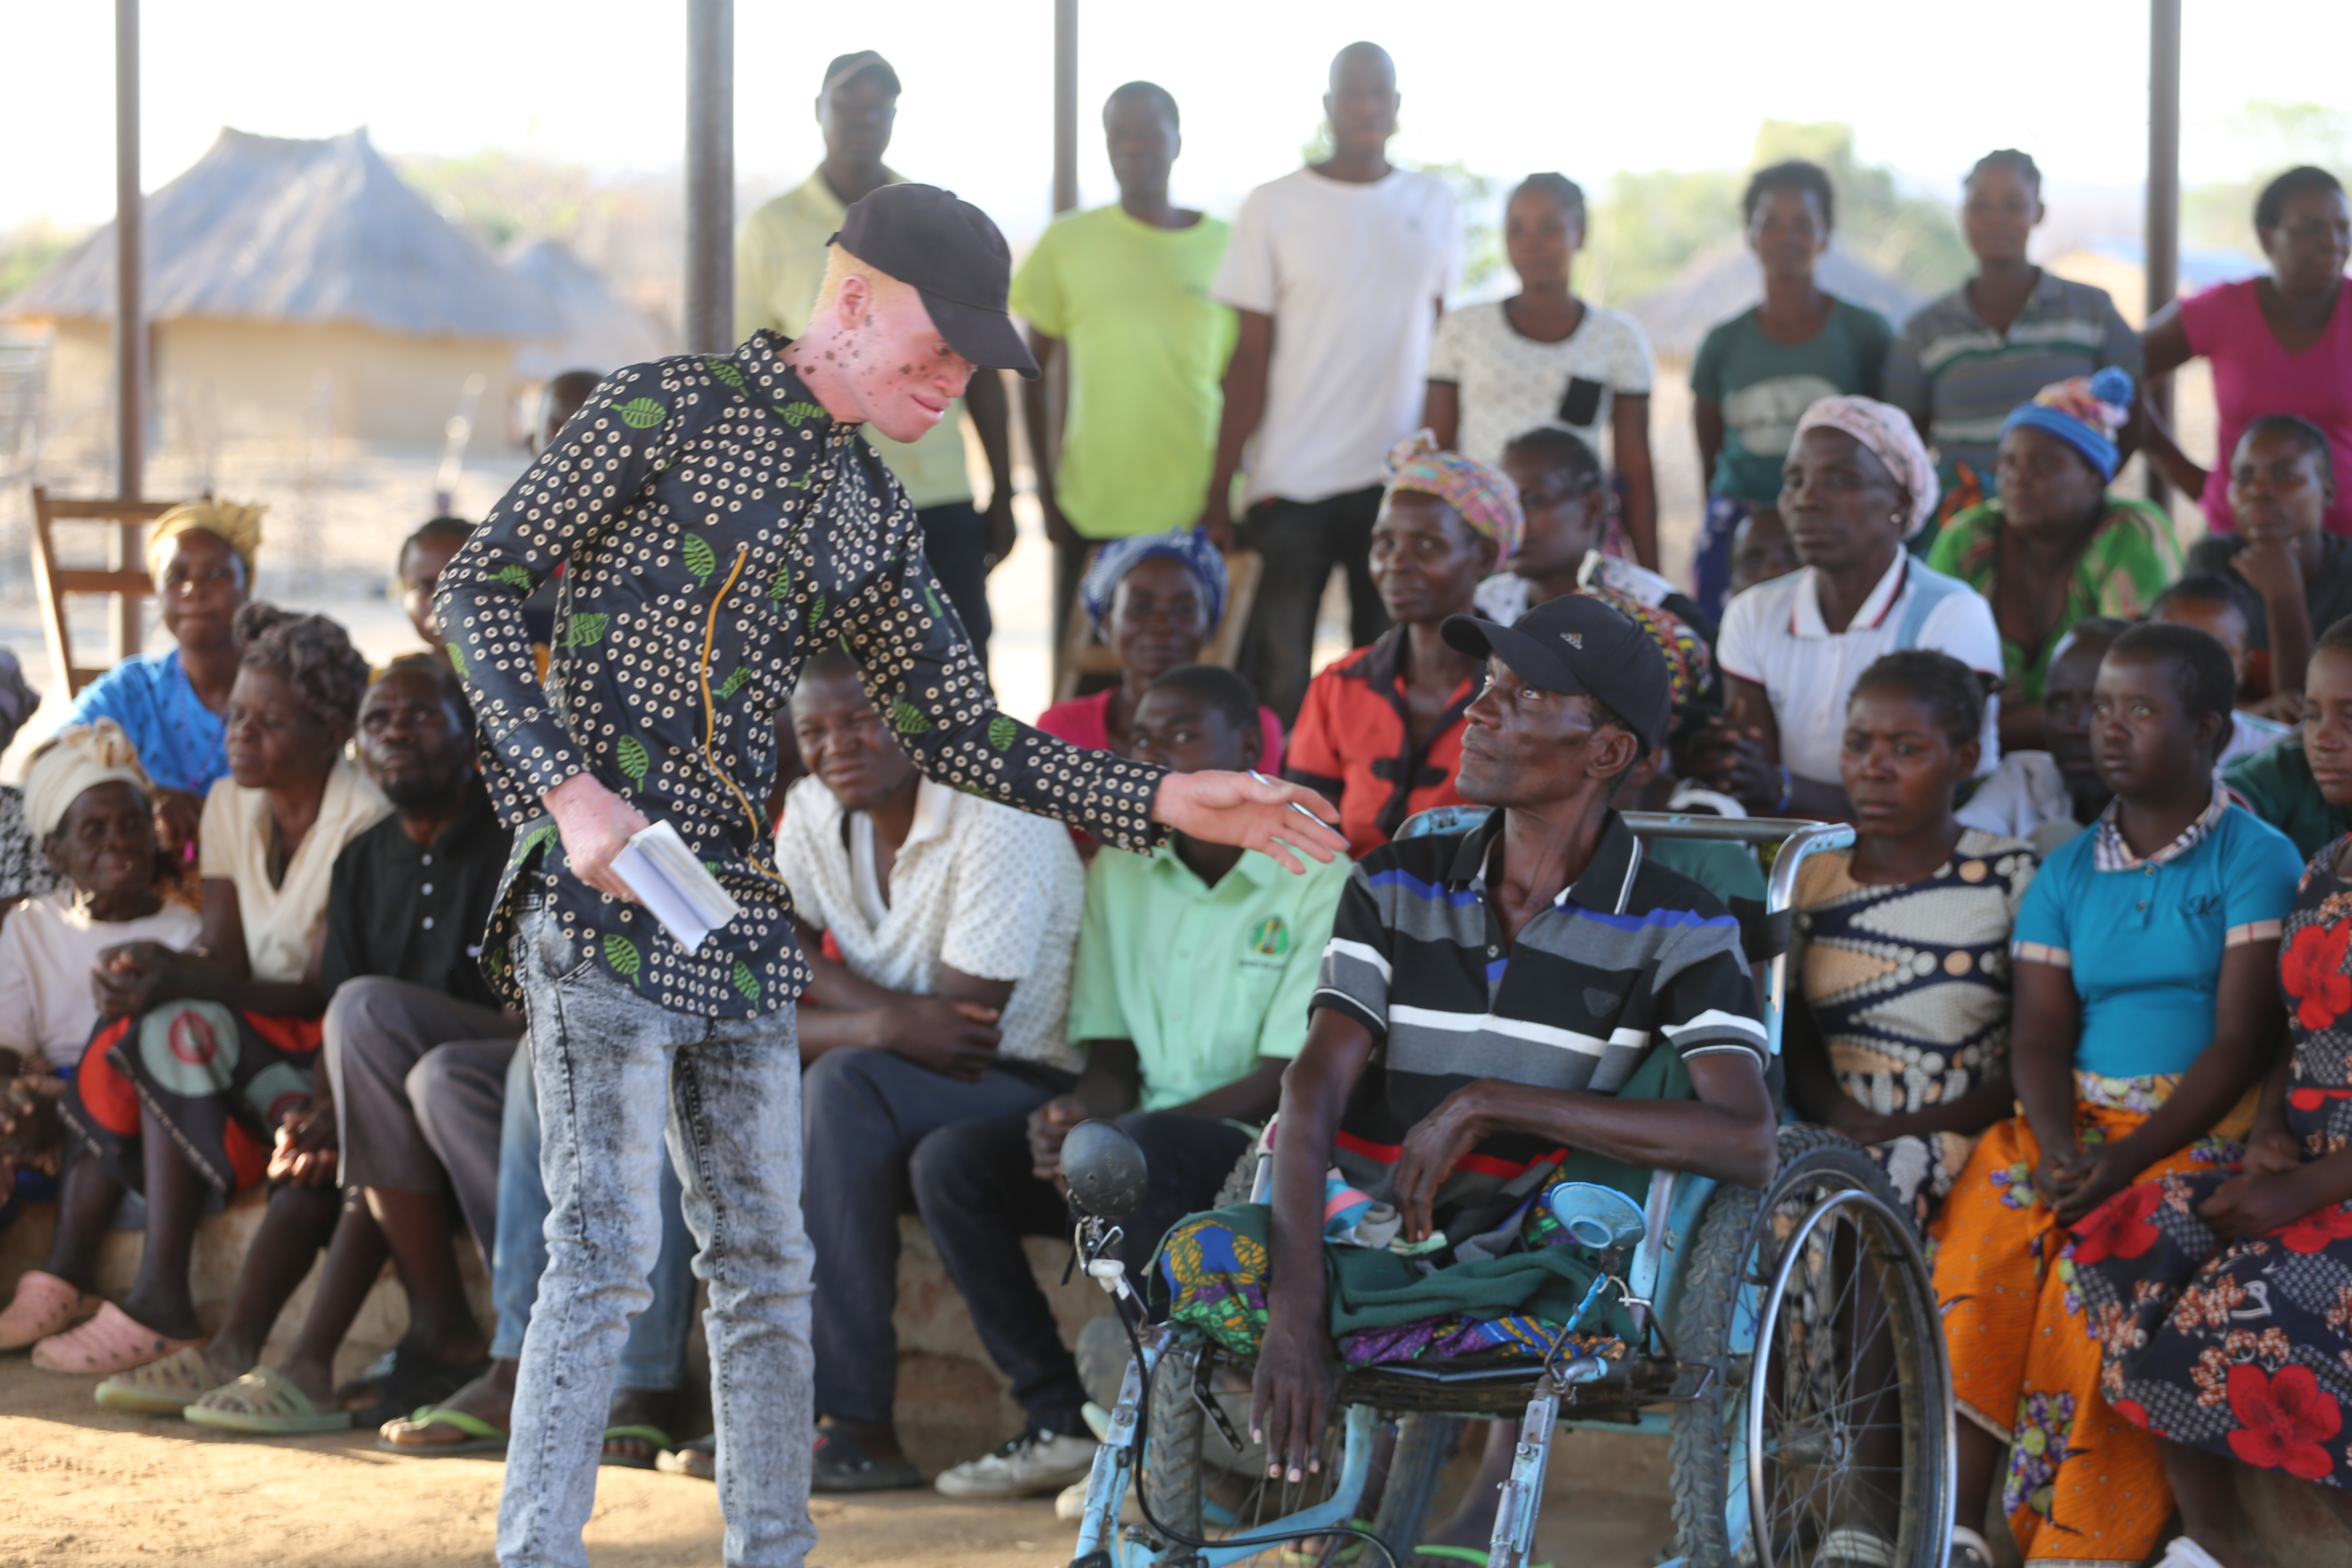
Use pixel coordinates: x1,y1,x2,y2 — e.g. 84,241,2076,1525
617,398,668,430
1248,916,1290,957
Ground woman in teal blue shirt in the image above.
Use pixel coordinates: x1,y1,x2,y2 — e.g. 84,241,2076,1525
1930,621,2301,1568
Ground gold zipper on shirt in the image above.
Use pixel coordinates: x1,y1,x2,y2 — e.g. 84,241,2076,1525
700,542,791,891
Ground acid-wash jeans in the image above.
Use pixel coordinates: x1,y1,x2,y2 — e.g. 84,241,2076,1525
499,903,815,1568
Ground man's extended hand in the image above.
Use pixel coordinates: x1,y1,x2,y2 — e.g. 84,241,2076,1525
544,773,652,904
1152,771,1345,874
1392,1082,1494,1243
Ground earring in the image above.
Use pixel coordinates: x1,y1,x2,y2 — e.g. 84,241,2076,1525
1891,513,1904,525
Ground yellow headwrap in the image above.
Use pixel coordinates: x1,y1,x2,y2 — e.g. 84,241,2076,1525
22,720,154,840
146,499,266,585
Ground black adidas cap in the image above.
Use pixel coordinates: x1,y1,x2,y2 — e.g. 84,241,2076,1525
831,184,1039,379
1441,594,1673,749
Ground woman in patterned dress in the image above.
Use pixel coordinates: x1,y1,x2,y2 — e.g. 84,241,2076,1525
1930,622,2305,1568
1785,650,2037,1229
2071,629,2352,1565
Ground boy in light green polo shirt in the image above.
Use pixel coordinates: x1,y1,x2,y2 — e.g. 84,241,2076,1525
910,665,1345,1500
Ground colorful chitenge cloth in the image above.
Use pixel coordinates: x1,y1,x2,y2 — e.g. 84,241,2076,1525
60,1001,324,1194
1156,1164,1636,1370
1931,1070,2252,1564
2073,845,2352,1488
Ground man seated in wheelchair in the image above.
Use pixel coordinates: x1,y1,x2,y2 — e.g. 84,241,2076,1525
1156,594,1781,1483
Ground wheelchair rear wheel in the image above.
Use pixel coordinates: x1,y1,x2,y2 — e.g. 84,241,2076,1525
1667,1125,1953,1568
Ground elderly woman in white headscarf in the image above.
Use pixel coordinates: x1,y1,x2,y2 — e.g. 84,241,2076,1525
0,723,200,1251
1693,392,2006,820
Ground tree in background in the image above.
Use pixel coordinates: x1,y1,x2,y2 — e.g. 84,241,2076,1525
1581,120,1972,306
2185,100,2350,252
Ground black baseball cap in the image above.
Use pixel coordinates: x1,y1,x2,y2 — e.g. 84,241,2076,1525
820,51,901,97
1441,595,1673,750
831,184,1040,379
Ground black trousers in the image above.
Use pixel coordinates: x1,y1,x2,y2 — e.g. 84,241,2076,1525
1238,485,1389,724
909,1109,1252,1435
918,501,994,666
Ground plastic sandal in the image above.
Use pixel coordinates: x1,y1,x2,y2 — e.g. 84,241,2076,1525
656,1433,715,1481
30,1301,200,1376
0,1270,95,1352
377,1403,509,1457
600,1422,674,1470
96,1346,226,1415
183,1365,354,1434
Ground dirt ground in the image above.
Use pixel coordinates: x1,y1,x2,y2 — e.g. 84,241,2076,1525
0,1351,1688,1568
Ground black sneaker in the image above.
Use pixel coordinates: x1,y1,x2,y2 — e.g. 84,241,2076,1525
810,1426,922,1493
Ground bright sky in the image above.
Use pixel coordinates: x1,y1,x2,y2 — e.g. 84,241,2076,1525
9,0,2348,243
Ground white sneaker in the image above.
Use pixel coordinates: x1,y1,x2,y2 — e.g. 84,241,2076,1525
933,1429,1098,1499
1054,1475,1141,1524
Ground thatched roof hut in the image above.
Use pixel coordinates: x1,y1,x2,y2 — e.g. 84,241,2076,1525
502,238,670,384
6,127,556,447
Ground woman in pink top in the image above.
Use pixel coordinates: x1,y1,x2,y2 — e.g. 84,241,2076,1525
1034,528,1284,770
2143,165,2352,537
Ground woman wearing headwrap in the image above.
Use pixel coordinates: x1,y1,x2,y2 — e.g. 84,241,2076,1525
1695,394,2005,821
68,499,263,855
1928,370,2182,753
0,648,67,922
13,604,387,1380
0,723,203,1249
1035,529,1285,775
1284,434,1519,857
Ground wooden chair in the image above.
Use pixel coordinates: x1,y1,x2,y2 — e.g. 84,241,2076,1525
1052,547,1263,703
28,486,181,697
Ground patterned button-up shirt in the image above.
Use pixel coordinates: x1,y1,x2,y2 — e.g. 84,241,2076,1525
436,332,1169,1017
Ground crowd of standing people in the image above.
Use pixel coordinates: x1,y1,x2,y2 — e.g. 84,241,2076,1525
0,36,2349,1568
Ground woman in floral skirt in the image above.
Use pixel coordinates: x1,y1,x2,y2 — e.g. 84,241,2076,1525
2071,619,2352,1565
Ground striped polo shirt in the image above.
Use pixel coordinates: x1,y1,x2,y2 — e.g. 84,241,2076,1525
1313,811,1766,1228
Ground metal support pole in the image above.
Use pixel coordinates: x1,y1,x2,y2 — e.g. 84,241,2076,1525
113,0,145,661
1052,0,1079,215
2145,0,2181,511
683,0,735,354
113,0,143,503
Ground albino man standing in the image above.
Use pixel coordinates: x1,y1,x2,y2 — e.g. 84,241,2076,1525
435,183,1345,1568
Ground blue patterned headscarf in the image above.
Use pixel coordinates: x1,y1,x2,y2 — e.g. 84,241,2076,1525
1079,528,1229,632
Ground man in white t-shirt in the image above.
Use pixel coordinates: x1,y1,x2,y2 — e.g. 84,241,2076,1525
1196,41,1458,721
1696,407,2002,818
779,650,1086,1494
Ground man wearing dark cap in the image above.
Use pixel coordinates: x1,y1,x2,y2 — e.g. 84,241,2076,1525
736,51,1019,661
1240,593,1780,1489
437,180,1344,1568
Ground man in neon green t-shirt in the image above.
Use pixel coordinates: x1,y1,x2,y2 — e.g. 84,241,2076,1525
1011,82,1236,639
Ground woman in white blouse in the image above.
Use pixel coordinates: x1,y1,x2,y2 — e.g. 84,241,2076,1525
1423,172,1662,570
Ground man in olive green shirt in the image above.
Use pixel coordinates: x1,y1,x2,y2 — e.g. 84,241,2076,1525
1012,82,1236,644
735,50,1017,660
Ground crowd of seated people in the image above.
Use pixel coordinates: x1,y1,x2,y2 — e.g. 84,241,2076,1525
3,67,2352,1568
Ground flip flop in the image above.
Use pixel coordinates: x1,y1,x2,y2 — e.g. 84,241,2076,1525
96,1346,226,1415
346,1345,490,1431
31,1302,201,1376
378,1403,510,1457
600,1423,673,1470
0,1270,94,1352
183,1365,354,1434
656,1433,715,1481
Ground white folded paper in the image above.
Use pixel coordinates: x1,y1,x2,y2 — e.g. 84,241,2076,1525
610,820,744,952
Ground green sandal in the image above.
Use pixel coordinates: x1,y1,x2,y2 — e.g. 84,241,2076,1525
600,1423,674,1470
377,1403,509,1457
183,1366,353,1434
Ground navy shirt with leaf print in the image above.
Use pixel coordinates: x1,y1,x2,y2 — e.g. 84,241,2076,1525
436,332,1169,1019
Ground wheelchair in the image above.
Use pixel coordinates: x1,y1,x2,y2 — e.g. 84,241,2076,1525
1062,811,1956,1568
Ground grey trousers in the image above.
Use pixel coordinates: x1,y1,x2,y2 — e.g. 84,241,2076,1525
499,905,814,1568
322,975,523,1249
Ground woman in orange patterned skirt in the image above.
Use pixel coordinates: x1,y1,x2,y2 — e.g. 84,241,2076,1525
1932,624,2303,1567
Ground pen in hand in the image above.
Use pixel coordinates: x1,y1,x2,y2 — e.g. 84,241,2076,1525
1249,770,1340,833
